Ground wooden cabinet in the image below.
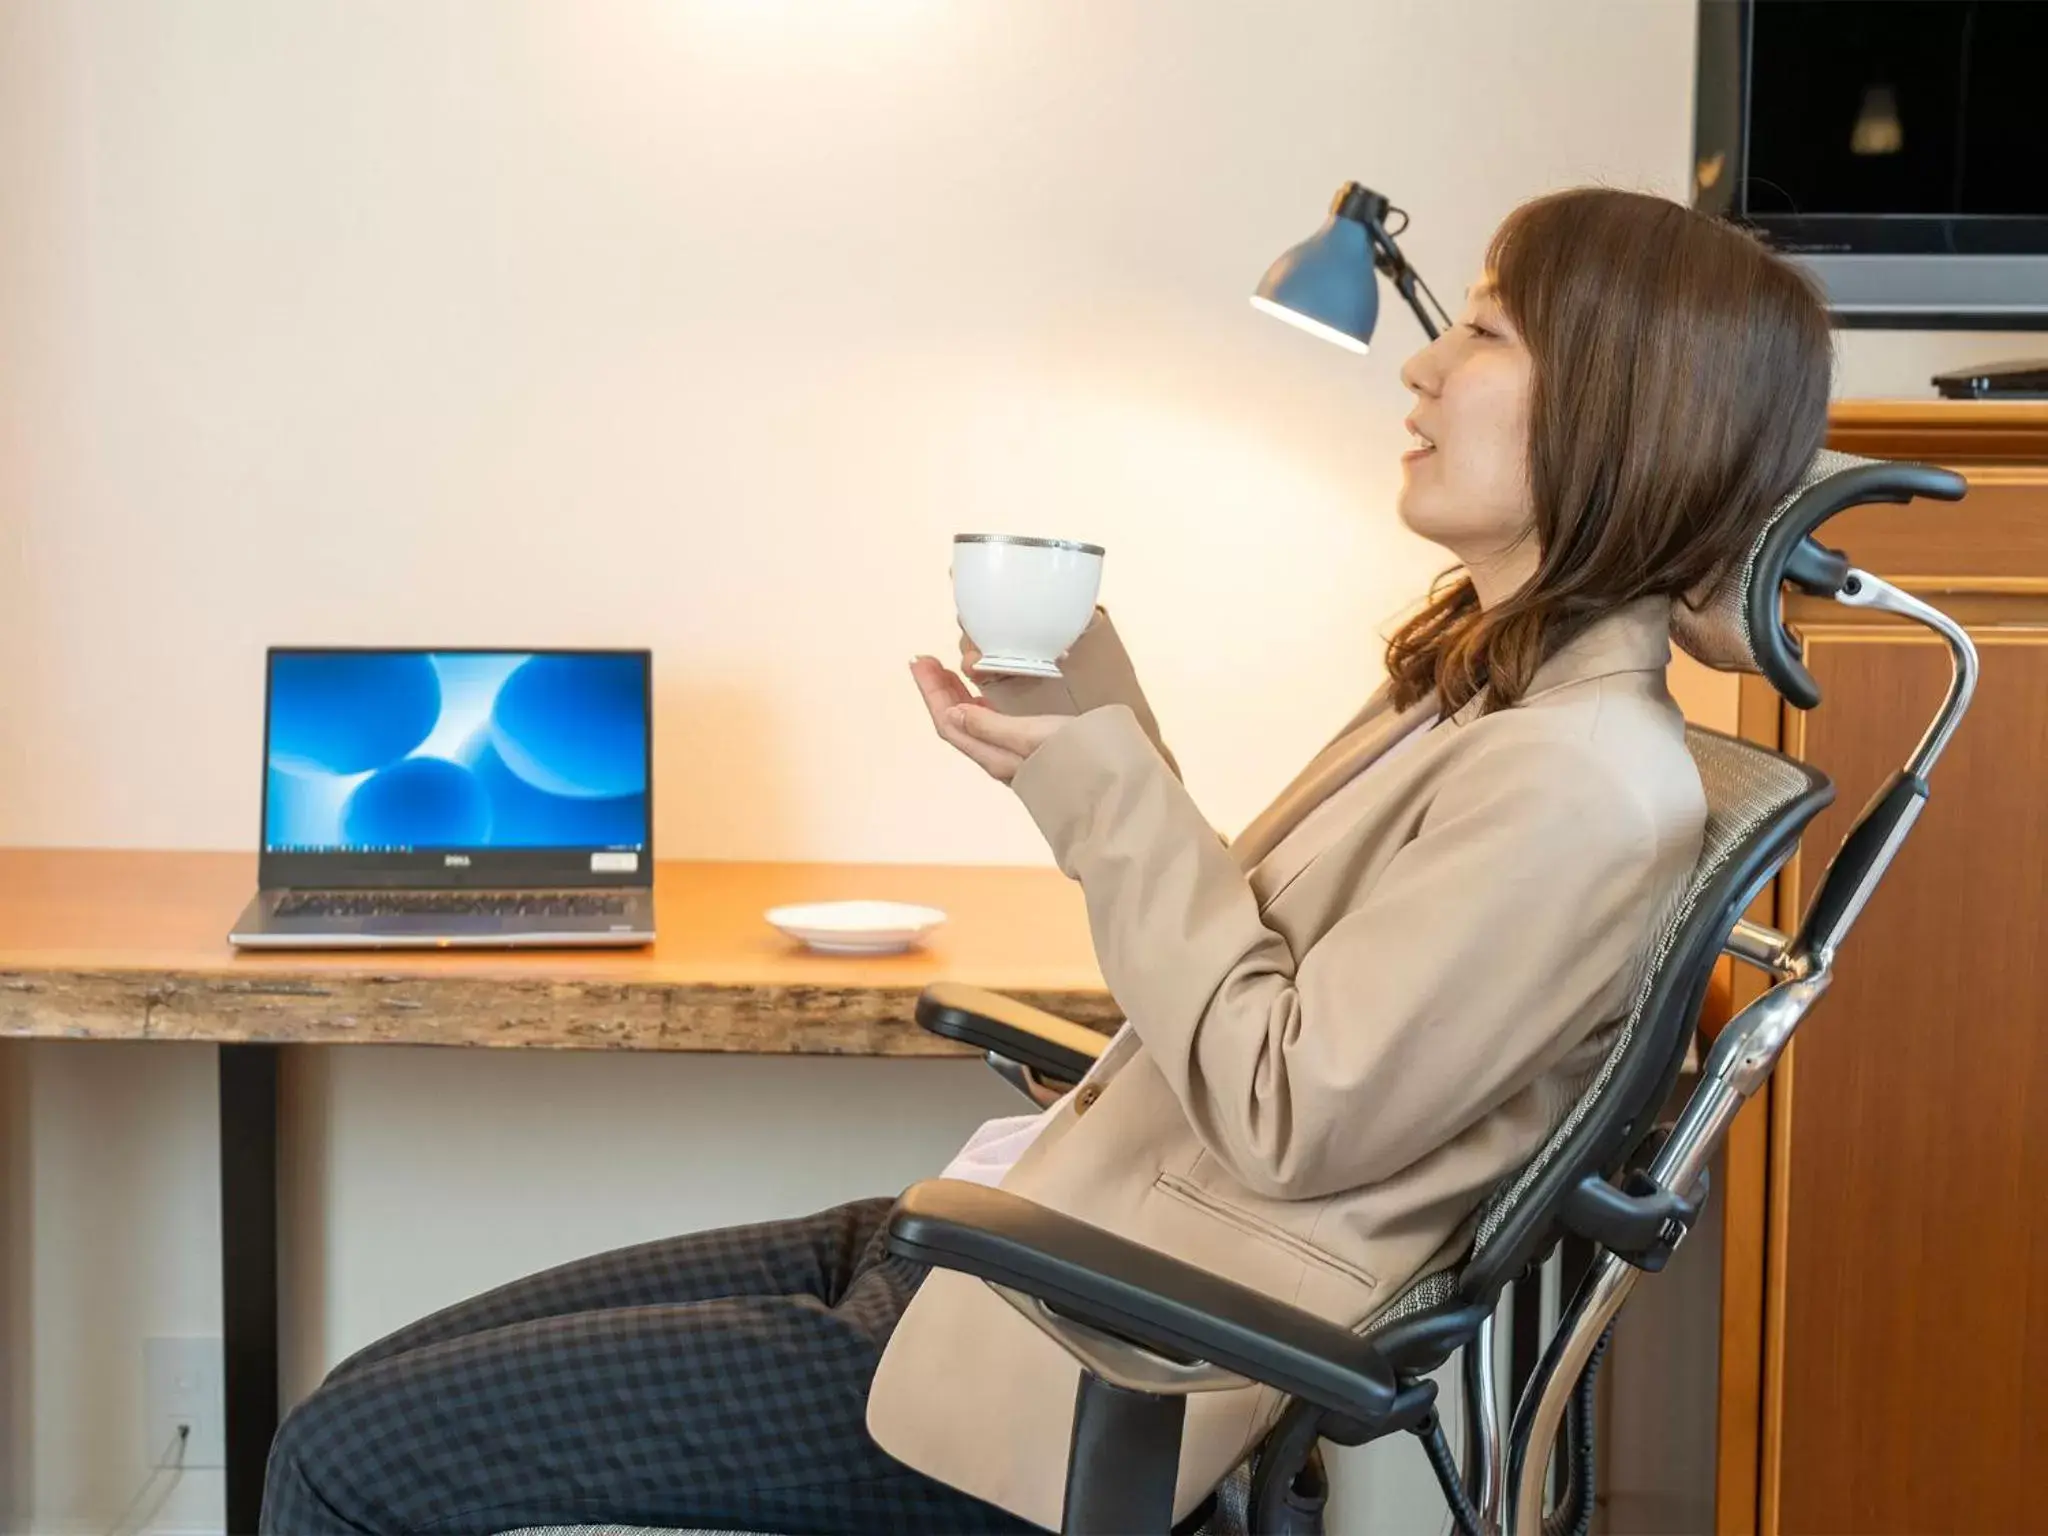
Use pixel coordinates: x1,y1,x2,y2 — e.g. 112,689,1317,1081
1724,403,2048,1533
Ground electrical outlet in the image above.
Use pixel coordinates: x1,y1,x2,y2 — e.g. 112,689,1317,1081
143,1337,226,1469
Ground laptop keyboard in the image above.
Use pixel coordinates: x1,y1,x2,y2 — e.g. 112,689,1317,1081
275,891,632,920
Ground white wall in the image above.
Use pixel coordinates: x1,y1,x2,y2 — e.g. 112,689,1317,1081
0,0,1723,865
7,1045,226,1536
3,3,2040,1532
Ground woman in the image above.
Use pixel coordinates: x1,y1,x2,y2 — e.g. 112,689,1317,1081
261,188,1830,1534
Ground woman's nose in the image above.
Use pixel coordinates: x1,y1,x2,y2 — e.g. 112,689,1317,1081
1399,341,1441,399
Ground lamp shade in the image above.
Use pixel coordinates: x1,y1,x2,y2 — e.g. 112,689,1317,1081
1251,213,1378,354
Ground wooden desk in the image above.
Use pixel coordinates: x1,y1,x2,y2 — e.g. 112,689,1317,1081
0,849,1117,1048
0,849,1111,1530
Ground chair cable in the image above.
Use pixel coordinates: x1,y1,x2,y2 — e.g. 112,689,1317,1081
1416,1410,1485,1536
1542,1322,1615,1536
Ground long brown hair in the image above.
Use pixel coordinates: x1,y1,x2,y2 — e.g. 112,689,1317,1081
1386,188,1831,716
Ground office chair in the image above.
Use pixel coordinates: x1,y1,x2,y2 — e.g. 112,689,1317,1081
506,448,1975,1536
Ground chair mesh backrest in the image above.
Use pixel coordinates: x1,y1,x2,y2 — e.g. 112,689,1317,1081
1469,730,1813,1249
1369,727,1821,1329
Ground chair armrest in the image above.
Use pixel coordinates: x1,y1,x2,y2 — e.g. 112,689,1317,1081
915,982,1109,1085
886,1179,1399,1426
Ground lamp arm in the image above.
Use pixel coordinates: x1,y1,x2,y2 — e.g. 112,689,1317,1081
1408,267,1457,339
1366,218,1451,341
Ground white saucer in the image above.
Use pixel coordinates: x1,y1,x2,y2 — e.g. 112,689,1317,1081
765,901,948,956
970,655,1064,679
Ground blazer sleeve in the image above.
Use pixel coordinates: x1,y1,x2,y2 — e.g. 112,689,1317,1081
975,609,1180,779
1008,704,1674,1199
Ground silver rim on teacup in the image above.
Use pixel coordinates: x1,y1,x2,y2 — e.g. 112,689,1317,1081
953,534,1106,556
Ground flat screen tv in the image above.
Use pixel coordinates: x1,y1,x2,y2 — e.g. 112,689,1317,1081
1694,0,2048,328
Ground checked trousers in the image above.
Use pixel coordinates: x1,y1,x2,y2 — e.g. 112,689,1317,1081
259,1198,1038,1536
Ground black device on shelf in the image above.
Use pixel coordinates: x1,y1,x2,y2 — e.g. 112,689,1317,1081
1933,359,2048,400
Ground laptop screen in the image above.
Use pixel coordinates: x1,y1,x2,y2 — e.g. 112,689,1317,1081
263,650,651,863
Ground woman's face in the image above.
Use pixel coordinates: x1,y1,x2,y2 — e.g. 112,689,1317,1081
1396,281,1538,595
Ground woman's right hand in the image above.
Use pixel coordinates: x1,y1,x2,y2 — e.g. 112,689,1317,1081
958,628,983,676
910,655,1067,784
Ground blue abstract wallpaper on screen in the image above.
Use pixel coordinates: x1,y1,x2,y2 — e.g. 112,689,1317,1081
265,652,649,853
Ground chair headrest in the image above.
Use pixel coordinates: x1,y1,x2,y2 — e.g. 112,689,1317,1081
1671,449,1966,708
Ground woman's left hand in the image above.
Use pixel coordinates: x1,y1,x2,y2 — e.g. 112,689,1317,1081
910,656,1068,785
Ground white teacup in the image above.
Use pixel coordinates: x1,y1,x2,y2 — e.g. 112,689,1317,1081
952,534,1105,678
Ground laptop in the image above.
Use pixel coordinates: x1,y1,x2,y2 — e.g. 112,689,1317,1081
229,648,656,949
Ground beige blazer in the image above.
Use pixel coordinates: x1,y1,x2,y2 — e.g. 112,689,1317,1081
869,599,1706,1529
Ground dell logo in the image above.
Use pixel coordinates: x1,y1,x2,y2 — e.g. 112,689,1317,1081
444,854,472,868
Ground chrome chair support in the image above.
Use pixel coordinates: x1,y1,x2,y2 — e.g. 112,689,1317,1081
1503,967,1832,1534
1723,918,1794,977
1461,1312,1506,1531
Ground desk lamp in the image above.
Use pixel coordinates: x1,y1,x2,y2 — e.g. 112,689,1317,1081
1252,182,1453,351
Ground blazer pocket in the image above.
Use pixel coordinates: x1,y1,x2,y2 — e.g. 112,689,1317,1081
1152,1173,1380,1296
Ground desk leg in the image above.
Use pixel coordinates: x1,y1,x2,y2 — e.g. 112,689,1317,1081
220,1043,280,1535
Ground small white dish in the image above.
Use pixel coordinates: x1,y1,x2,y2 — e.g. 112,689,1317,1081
765,901,947,956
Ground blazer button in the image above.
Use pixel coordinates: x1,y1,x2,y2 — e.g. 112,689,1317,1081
1074,1083,1103,1115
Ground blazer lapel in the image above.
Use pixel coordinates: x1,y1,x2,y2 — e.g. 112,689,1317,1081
1231,687,1437,871
1232,599,1673,872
